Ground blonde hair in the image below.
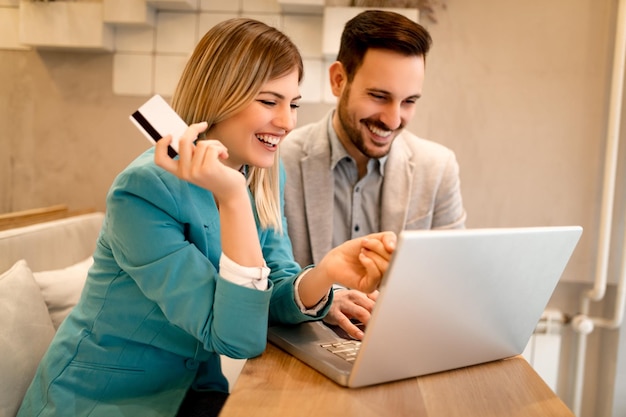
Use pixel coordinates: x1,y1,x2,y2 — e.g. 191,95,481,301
171,18,303,233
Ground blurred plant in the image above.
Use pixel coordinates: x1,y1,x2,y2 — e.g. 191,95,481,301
350,0,447,23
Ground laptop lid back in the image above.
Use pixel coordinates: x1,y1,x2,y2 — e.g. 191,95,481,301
346,226,582,387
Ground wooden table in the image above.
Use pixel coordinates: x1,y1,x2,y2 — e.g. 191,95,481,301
219,343,574,417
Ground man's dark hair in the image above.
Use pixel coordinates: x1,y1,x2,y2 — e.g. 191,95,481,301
337,10,432,81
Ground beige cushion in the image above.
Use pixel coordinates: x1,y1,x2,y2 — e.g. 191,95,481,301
33,256,92,329
0,260,55,417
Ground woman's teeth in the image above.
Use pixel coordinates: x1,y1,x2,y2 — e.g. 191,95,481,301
256,134,280,147
367,124,392,138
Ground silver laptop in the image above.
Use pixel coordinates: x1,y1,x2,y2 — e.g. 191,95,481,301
268,226,582,388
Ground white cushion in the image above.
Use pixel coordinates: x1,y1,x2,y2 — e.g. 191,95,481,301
33,257,93,329
0,260,55,417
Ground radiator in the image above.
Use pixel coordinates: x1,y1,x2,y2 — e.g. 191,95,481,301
522,309,565,391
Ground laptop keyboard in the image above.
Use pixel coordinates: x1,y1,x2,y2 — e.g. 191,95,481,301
321,340,362,362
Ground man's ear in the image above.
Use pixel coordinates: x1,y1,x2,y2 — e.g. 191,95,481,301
328,61,347,98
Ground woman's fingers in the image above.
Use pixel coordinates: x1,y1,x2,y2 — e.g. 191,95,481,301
360,234,394,262
360,247,389,277
156,121,228,180
153,122,246,199
357,251,384,293
190,139,209,177
177,122,209,175
154,135,176,171
382,231,397,253
366,231,396,254
355,232,397,292
189,140,229,181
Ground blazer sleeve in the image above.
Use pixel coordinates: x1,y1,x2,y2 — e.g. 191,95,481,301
104,155,272,358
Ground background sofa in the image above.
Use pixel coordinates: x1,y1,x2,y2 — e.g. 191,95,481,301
0,211,244,417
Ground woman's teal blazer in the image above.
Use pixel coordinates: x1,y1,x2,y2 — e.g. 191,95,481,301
18,149,330,417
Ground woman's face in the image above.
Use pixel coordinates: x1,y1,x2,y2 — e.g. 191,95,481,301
207,69,301,170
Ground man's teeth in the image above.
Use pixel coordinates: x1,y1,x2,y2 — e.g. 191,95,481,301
367,124,392,138
256,134,280,146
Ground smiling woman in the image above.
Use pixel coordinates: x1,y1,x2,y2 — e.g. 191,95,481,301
170,18,304,232
16,17,396,417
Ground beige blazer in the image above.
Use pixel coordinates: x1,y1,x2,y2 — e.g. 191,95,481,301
281,110,467,267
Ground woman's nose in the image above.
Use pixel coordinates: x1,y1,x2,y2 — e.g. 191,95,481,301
275,105,296,132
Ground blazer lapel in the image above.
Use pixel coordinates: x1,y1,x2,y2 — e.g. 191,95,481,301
380,136,414,234
301,122,335,265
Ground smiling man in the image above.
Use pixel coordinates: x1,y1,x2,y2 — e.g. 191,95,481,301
281,10,467,340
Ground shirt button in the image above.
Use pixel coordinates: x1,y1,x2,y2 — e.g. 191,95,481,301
354,225,360,232
185,359,199,370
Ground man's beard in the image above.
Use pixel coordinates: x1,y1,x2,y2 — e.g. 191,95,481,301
336,89,400,160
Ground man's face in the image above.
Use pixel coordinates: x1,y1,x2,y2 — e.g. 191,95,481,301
331,49,425,160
